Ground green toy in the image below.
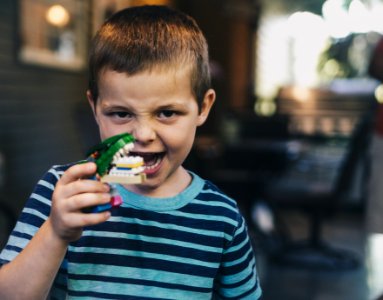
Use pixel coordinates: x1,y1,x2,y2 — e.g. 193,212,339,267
86,133,146,184
87,133,135,176
84,133,146,213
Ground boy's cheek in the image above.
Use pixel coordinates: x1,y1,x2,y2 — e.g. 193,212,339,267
99,127,129,141
96,122,115,139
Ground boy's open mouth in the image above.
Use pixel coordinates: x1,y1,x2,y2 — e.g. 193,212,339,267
130,152,165,171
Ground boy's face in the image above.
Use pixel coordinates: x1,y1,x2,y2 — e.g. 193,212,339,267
88,67,215,197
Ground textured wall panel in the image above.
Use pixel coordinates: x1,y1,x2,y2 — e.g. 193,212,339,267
0,1,95,217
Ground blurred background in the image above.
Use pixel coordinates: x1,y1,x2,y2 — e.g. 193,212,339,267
1,0,383,299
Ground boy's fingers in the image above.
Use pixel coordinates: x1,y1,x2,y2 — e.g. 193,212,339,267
68,193,111,212
66,180,110,197
59,162,97,185
58,211,111,233
75,211,112,227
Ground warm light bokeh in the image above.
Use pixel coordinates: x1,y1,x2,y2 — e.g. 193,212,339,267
256,0,383,114
45,5,70,28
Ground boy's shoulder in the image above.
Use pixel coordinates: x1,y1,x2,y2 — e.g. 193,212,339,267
40,162,79,183
51,162,76,172
51,162,78,173
192,172,239,211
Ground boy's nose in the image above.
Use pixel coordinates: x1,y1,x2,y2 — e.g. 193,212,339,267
131,122,156,144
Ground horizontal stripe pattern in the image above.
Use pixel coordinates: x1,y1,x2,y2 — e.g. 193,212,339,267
0,164,261,299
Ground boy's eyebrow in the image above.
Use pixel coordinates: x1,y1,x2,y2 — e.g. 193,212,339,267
100,102,187,112
156,103,186,110
100,104,131,111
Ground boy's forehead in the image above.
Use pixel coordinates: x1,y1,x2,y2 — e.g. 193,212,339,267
97,65,196,99
99,63,194,83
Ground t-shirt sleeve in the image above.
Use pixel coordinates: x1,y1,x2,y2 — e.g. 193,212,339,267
215,214,262,299
0,166,63,265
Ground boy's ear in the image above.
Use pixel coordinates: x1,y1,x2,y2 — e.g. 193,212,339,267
197,89,216,126
87,90,99,124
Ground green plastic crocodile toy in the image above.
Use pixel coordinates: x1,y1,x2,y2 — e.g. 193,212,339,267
86,132,146,184
84,133,146,213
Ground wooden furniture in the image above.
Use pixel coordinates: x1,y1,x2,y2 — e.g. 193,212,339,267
190,84,376,269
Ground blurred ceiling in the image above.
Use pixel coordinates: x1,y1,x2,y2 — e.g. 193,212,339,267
261,0,325,15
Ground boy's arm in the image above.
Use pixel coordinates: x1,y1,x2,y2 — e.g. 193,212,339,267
0,219,68,299
216,215,262,299
0,162,111,300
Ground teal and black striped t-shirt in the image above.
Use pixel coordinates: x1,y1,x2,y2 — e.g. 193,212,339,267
0,165,262,299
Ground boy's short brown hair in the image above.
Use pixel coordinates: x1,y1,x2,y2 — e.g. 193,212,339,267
88,5,211,109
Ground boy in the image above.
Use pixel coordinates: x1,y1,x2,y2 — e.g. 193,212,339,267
0,5,262,299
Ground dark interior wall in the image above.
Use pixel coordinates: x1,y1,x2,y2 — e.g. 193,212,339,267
175,0,231,136
176,0,230,99
175,0,259,128
0,1,93,216
0,0,259,217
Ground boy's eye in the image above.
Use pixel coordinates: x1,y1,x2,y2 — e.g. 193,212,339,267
158,110,176,119
109,111,132,119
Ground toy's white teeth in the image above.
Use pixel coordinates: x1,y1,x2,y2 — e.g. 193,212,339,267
112,155,144,164
108,166,145,176
113,143,135,162
124,143,134,153
116,156,143,164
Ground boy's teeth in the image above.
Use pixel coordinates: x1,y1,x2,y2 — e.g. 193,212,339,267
145,155,162,170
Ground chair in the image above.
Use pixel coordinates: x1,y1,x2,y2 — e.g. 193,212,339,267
186,113,291,222
261,108,374,270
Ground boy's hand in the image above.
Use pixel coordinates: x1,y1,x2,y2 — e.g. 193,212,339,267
49,162,112,242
